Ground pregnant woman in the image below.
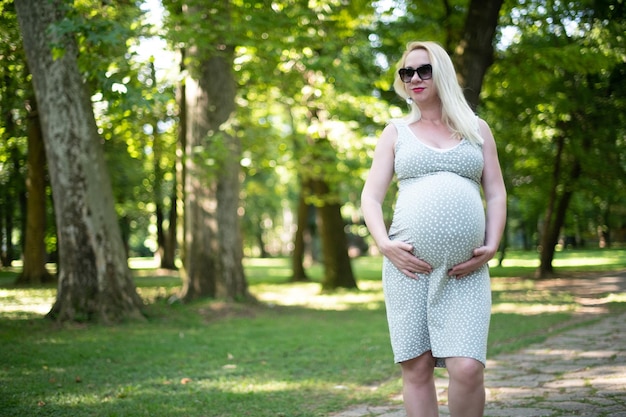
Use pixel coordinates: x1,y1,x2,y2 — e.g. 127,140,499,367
361,41,507,417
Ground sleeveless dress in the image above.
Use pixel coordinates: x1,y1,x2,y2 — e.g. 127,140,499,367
383,119,491,368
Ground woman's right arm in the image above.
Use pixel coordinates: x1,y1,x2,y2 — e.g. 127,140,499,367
360,124,396,250
360,124,432,278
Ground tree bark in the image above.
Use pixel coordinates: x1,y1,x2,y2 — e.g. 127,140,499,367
216,131,247,299
537,130,585,278
311,177,357,291
17,98,53,285
15,0,144,322
179,62,217,299
537,134,564,277
537,163,580,277
176,47,187,273
0,172,17,267
1,83,20,268
454,0,504,109
179,35,249,301
291,186,310,282
161,188,178,269
149,61,177,270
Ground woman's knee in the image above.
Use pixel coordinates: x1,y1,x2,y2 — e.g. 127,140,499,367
400,352,436,385
446,357,484,385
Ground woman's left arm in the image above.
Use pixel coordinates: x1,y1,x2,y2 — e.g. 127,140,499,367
448,118,507,278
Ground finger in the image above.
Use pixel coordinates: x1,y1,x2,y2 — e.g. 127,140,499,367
396,241,414,252
402,269,420,279
473,246,486,256
413,259,432,273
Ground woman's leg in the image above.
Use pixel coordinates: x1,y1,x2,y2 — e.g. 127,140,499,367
445,357,485,417
400,351,438,417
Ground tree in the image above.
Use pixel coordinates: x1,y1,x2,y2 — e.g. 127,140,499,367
242,0,377,290
453,0,505,109
0,0,28,269
148,60,178,269
15,0,144,322
481,0,626,276
165,0,249,301
17,97,53,284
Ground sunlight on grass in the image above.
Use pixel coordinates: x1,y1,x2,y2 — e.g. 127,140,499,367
491,302,575,314
606,293,626,303
492,258,619,268
3,250,625,318
243,258,291,268
490,278,535,292
128,257,161,269
250,280,385,311
220,379,295,394
0,288,55,315
494,258,539,267
553,257,623,267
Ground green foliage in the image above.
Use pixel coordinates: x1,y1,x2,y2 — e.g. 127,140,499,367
161,0,399,254
69,1,178,256
0,0,30,263
3,0,626,266
482,0,626,249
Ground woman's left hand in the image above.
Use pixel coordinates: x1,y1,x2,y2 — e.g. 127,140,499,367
448,246,496,279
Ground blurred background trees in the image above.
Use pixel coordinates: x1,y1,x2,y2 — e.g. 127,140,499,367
1,0,624,321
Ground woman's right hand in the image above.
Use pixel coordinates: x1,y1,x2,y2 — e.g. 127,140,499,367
379,240,432,279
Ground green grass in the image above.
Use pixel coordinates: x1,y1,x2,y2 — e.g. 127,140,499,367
0,249,625,417
488,248,626,277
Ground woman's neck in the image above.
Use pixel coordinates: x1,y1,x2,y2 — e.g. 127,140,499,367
418,100,442,121
419,110,443,124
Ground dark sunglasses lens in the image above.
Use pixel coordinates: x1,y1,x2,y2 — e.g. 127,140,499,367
399,68,415,82
418,65,432,80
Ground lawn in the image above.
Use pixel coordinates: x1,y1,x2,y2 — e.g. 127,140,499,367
0,249,624,417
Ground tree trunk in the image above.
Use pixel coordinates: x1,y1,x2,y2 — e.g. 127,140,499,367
311,178,357,291
289,107,311,281
216,133,247,299
0,184,16,267
179,39,249,301
291,187,310,282
1,88,19,268
176,47,187,273
149,61,177,270
496,221,508,267
15,0,144,322
454,0,504,109
179,66,217,299
537,134,564,277
161,188,178,269
537,139,583,278
17,97,53,285
537,167,579,277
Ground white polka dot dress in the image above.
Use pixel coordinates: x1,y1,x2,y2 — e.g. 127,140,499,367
383,119,491,368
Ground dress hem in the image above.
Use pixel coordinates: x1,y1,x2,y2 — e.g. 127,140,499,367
394,351,487,369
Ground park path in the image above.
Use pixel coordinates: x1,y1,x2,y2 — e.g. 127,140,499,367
331,271,626,417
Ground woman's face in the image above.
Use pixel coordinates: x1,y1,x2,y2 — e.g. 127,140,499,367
402,48,438,105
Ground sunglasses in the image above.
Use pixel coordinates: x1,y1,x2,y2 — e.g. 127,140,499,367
398,64,433,82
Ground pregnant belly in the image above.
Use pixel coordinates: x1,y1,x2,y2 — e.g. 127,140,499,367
389,172,485,266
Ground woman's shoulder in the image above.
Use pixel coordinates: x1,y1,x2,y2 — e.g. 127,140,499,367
388,118,408,127
380,122,399,140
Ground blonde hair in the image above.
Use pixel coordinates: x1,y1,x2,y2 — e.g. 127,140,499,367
393,41,483,146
